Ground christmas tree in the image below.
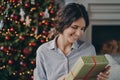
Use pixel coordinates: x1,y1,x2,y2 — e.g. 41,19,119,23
0,0,57,80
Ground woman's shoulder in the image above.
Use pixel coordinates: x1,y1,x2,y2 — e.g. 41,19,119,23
37,40,53,51
77,39,96,55
77,39,94,47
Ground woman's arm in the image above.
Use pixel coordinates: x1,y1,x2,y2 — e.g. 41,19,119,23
34,48,47,80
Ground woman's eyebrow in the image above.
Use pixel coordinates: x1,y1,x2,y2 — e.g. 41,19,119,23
72,25,85,28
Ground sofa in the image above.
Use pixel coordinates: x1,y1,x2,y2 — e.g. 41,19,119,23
105,54,120,80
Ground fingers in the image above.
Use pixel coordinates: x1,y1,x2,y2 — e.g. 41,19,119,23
97,72,110,80
97,74,106,80
105,66,111,72
97,65,111,80
97,68,110,80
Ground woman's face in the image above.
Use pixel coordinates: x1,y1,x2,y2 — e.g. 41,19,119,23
62,18,86,43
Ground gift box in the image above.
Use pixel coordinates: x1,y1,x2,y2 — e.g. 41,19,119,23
65,55,109,80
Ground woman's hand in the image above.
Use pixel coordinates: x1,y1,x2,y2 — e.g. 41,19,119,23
97,66,111,80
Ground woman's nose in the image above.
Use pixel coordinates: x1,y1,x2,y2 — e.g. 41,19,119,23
75,29,82,36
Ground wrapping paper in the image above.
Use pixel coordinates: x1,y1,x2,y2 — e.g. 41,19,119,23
65,55,109,80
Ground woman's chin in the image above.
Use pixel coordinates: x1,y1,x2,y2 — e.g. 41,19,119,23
70,39,77,43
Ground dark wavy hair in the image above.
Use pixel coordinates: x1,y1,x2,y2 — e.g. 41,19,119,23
48,3,89,39
55,3,89,33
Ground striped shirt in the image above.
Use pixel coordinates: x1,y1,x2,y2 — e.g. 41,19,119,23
34,37,96,80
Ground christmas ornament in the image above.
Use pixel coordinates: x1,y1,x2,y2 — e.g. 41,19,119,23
3,47,8,53
19,35,25,40
24,3,30,8
8,59,13,65
50,23,55,27
31,27,37,34
31,27,36,32
50,10,54,14
0,45,5,51
19,8,25,21
23,47,32,55
40,39,45,43
45,21,49,26
20,62,26,67
39,12,44,16
30,60,35,65
28,42,37,47
38,22,42,26
25,16,31,26
31,0,35,5
43,8,50,18
43,31,48,35
0,20,4,30
10,27,15,32
1,5,5,11
13,15,18,20
5,36,10,40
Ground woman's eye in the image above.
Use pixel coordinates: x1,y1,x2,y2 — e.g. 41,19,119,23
71,26,86,31
81,27,85,31
71,26,78,29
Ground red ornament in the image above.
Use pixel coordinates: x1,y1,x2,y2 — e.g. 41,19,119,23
23,47,32,55
51,23,55,27
40,39,45,43
25,3,30,8
19,35,25,40
28,43,32,46
23,63,26,67
13,15,18,20
31,27,36,32
8,59,13,65
39,12,44,16
43,31,48,35
1,5,5,10
45,22,49,26
50,10,54,14
3,47,8,53
29,42,37,47
30,60,35,65
5,36,10,40
10,27,15,32
38,22,42,26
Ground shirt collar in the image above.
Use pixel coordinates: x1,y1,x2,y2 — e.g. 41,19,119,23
49,36,58,50
72,39,84,49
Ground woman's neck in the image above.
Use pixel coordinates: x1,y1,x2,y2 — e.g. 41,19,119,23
56,35,72,55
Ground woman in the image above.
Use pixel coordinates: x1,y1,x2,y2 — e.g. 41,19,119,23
34,3,110,80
